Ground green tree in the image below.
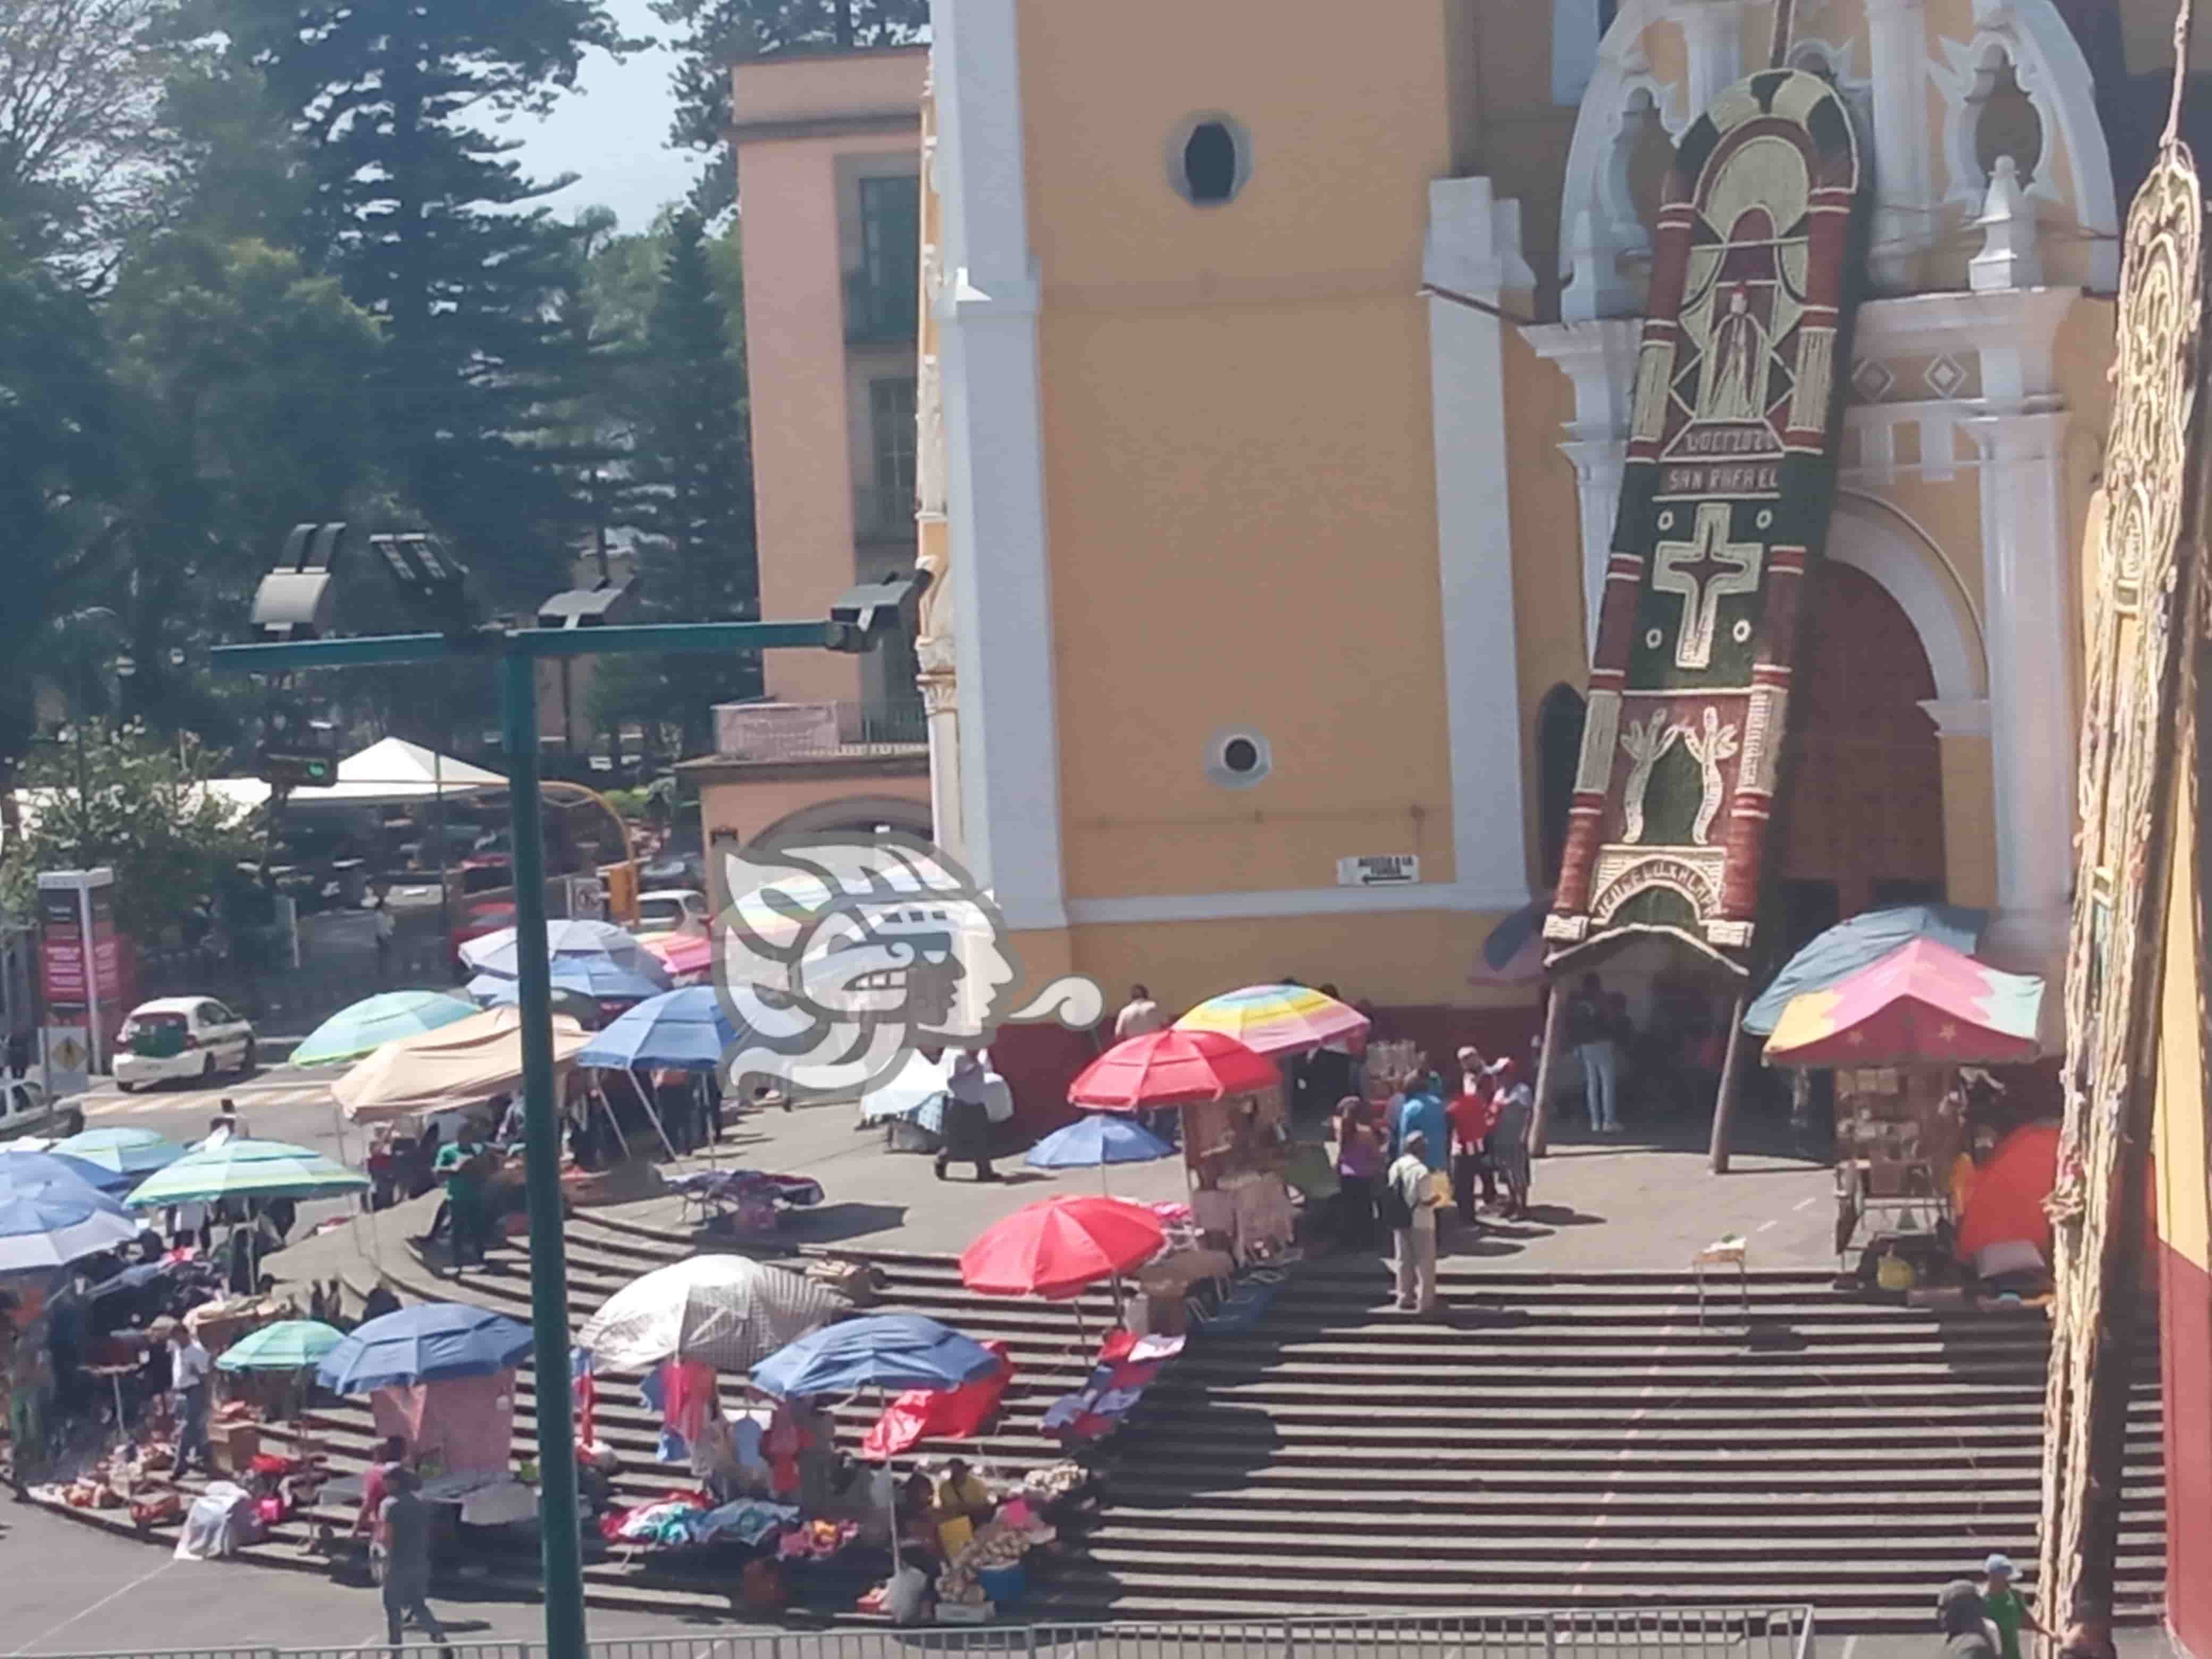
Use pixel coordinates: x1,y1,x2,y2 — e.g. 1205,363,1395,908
589,209,760,757
104,233,383,732
204,0,634,604
0,722,259,944
653,0,926,213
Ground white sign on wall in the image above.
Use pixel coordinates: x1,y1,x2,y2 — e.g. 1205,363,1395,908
1336,854,1420,887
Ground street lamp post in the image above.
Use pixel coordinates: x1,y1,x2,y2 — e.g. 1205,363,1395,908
213,563,921,1659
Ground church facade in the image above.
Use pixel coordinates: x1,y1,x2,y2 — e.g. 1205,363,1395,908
921,0,2149,1025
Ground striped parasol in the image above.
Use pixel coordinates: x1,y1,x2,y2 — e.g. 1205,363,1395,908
1172,983,1370,1058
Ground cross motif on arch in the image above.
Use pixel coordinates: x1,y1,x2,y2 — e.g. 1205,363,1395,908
1651,502,1763,670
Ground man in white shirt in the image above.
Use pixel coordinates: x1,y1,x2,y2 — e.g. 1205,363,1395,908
1386,1130,1443,1315
1113,984,1165,1041
167,1324,214,1478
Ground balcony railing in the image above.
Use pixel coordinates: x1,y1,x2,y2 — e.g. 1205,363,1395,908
845,268,917,343
711,698,928,762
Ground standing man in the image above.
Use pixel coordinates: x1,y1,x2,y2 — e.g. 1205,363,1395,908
1980,1554,2046,1659
1447,1053,1502,1224
378,1465,451,1649
1113,984,1165,1040
1568,972,1620,1134
433,1119,490,1275
1386,1130,1443,1314
167,1321,214,1480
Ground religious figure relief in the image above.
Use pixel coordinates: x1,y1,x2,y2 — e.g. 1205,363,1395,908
1618,711,1685,845
1696,286,1768,421
1682,706,1741,845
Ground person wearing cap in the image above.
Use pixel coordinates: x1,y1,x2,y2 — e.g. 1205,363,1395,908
1447,1049,1502,1224
1981,1554,2045,1659
1485,1056,1535,1219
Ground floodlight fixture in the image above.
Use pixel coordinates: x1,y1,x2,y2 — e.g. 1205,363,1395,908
367,530,480,635
249,521,350,641
537,578,641,629
826,568,930,654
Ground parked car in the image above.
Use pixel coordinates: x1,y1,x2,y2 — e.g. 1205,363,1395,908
636,889,711,933
640,849,705,890
0,1075,82,1143
113,998,257,1091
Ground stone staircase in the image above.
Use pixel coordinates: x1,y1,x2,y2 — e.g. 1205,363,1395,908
265,1212,2166,1630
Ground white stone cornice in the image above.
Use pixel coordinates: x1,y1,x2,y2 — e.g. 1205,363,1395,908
1852,287,2076,384
1425,179,1536,298
1918,696,1993,737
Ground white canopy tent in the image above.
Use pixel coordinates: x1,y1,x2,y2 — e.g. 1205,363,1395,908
208,737,507,812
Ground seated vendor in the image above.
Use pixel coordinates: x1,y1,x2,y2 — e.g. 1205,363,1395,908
933,1457,993,1526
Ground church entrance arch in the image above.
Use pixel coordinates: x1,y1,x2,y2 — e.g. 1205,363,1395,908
1773,560,1948,953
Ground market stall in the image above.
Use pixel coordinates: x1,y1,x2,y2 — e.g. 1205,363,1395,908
1763,936,2046,1288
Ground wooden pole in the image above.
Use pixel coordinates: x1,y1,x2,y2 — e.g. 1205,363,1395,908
1707,993,1752,1174
1529,981,1567,1158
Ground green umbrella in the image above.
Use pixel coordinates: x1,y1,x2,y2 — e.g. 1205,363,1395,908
125,1138,368,1209
216,1319,347,1372
290,990,481,1069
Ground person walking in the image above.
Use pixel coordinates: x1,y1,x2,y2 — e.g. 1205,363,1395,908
372,894,396,978
934,1051,1000,1182
432,1121,491,1273
378,1465,451,1649
1334,1094,1384,1247
1385,1130,1443,1313
1980,1555,2046,1659
1568,973,1620,1134
167,1322,214,1480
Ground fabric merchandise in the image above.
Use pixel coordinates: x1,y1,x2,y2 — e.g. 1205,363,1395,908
1041,1333,1183,1443
1544,68,1864,973
571,1348,597,1446
661,1359,718,1444
1224,1173,1295,1264
174,1481,257,1560
861,1339,1014,1460
370,1371,516,1474
696,1497,798,1546
458,1479,539,1527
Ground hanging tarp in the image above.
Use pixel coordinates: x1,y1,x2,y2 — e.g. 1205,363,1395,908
1546,70,1863,973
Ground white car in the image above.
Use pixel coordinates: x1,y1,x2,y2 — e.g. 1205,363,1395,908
113,997,258,1091
0,1076,81,1144
636,889,711,933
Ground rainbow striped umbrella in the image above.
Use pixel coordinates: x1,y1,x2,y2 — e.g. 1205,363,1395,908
1172,983,1370,1058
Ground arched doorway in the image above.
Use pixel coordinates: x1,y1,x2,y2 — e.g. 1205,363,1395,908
1773,561,1947,954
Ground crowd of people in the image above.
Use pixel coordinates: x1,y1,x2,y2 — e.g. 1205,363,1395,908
1327,1043,1537,1317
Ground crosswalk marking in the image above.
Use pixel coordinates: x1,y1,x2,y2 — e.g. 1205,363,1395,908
83,1083,338,1119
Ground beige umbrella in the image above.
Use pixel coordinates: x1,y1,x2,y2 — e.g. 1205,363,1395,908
576,1256,850,1373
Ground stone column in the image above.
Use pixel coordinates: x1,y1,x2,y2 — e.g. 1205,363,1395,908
1673,0,1747,115
1863,0,1933,292
1966,409,2075,985
1524,318,1643,651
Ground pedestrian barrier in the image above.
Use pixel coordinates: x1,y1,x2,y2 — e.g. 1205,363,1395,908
32,1605,1816,1659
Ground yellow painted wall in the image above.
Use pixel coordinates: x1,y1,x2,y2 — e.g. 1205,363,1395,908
1017,0,1464,904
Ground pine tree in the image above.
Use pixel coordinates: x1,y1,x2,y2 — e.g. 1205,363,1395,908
591,210,760,756
211,0,631,604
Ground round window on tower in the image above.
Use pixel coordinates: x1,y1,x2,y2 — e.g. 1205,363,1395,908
1206,728,1272,789
1168,114,1251,206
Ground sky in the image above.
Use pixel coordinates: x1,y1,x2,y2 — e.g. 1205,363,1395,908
488,0,702,231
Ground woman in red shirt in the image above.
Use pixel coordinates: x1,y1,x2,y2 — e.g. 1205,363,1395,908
1447,1055,1503,1225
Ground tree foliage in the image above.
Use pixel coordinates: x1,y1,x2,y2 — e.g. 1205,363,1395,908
0,723,259,943
653,0,926,213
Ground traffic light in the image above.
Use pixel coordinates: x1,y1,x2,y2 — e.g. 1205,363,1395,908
599,859,640,925
261,746,337,788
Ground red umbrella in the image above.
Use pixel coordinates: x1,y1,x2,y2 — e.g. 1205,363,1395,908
959,1195,1167,1300
1068,1028,1278,1112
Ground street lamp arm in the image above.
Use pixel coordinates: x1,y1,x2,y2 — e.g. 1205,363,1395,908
208,619,837,673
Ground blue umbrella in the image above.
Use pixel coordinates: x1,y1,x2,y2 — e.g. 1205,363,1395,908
0,1146,135,1198
1026,1113,1172,1172
468,959,667,1002
0,1168,141,1271
316,1302,534,1393
750,1313,1000,1400
1743,903,1988,1035
573,986,739,1072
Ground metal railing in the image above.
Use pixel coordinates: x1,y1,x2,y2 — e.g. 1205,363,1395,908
28,1607,1816,1659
